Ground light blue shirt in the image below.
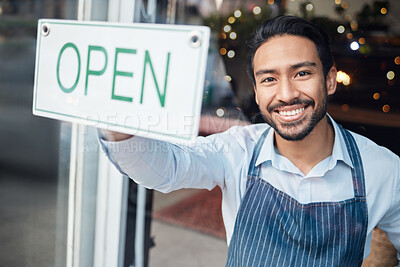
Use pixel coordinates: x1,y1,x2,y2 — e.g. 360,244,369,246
100,116,400,261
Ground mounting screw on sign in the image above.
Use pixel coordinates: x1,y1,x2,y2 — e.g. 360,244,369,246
189,31,201,48
41,23,50,36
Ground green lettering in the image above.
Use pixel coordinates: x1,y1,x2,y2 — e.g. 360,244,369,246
57,43,81,93
85,45,108,95
140,51,171,107
112,48,136,102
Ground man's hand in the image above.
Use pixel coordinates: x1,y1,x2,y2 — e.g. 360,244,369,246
100,129,133,142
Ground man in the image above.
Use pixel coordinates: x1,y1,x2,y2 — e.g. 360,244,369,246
100,16,399,266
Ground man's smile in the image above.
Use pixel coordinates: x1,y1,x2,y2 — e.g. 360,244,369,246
267,99,314,124
274,105,308,123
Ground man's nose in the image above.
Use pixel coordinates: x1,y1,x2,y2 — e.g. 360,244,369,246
275,78,300,103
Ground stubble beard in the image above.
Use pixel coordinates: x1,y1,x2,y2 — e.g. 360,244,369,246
262,94,328,141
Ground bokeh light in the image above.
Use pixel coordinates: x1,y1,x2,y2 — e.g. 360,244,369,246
337,71,351,85
387,71,395,80
229,32,237,40
228,17,235,24
350,21,358,31
227,50,235,58
373,93,380,100
337,25,345,34
220,48,227,55
216,108,225,117
382,105,390,113
350,41,360,51
253,6,261,15
234,10,242,18
306,4,314,11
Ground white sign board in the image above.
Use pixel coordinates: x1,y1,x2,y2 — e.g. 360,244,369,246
33,19,210,143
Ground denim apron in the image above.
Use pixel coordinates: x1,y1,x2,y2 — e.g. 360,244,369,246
226,126,368,267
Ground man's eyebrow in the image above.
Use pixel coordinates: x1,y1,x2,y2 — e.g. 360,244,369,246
255,68,276,77
290,61,317,70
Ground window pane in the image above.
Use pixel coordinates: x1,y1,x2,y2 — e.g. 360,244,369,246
0,1,77,266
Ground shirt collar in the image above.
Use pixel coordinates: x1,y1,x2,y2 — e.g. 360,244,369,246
255,114,354,170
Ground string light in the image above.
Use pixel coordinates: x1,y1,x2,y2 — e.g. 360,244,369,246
341,1,349,9
224,75,232,82
337,71,351,85
373,93,380,100
253,6,261,15
341,104,350,112
227,50,235,58
220,48,227,55
381,7,387,15
228,17,236,24
337,25,345,34
216,108,225,117
387,71,395,80
223,25,231,32
350,21,358,31
306,3,314,11
335,0,342,4
395,56,400,65
359,38,365,45
350,41,360,51
234,10,242,18
382,105,390,113
346,33,353,39
229,32,237,40
268,0,275,5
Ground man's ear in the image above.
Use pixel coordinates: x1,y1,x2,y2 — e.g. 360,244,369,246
326,66,337,96
253,86,259,105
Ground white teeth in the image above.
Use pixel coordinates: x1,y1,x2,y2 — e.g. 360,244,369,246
279,107,304,116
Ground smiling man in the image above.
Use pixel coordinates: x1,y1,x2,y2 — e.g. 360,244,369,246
100,16,400,266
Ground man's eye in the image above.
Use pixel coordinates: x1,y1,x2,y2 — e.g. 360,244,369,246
297,71,310,77
262,77,275,83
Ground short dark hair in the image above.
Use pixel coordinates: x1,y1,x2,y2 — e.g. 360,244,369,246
247,15,333,85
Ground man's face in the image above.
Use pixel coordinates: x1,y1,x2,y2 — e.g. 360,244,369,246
253,35,337,141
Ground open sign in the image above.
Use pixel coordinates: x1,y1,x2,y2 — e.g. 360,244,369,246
33,19,210,143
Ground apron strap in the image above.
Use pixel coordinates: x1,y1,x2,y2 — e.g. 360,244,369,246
247,127,271,178
338,125,367,198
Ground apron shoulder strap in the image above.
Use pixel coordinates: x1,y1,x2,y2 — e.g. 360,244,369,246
338,125,367,198
247,127,271,177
